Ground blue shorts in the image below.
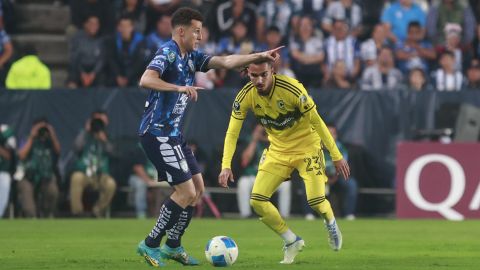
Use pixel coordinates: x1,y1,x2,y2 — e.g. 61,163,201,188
140,133,201,186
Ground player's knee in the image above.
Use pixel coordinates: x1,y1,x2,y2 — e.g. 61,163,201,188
250,198,268,215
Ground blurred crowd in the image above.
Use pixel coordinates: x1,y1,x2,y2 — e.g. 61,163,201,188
0,0,479,91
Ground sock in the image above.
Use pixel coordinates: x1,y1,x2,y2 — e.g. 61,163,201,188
166,205,194,248
145,198,184,248
280,229,297,244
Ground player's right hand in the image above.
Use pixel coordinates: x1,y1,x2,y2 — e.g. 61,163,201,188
218,168,235,188
177,86,204,102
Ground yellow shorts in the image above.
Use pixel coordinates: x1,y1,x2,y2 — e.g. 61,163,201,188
252,146,328,200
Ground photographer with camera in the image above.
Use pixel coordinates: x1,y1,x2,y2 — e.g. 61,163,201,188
0,124,16,218
70,110,116,218
17,118,60,218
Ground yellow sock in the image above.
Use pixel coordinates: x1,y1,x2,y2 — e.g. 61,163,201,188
250,199,289,234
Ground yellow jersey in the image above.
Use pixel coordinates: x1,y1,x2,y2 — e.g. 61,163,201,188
222,74,343,169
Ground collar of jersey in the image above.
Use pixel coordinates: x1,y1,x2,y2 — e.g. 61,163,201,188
171,40,188,62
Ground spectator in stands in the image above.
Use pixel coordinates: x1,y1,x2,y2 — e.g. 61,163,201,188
289,16,324,88
145,15,171,57
360,24,393,67
325,122,357,220
395,21,436,75
216,20,254,88
408,67,430,91
381,0,426,42
70,110,116,217
67,16,105,88
291,0,325,31
435,23,465,72
17,118,60,218
257,26,293,77
432,51,464,91
426,0,476,46
237,124,291,218
105,15,147,87
195,27,218,89
70,0,115,36
323,19,361,81
322,0,363,37
0,28,13,87
472,24,480,59
129,143,170,219
217,20,255,55
466,58,480,89
6,45,51,90
216,0,257,40
361,46,403,90
145,0,180,34
324,60,355,89
0,124,15,218
116,0,147,34
256,0,296,43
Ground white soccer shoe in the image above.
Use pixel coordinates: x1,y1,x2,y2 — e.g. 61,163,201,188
325,219,342,251
280,236,305,264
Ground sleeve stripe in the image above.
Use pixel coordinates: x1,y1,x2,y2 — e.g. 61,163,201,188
277,85,300,98
276,79,302,96
199,55,212,72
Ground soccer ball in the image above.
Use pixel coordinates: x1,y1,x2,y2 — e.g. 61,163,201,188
205,236,238,267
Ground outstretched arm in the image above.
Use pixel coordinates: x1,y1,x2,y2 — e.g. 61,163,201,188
207,46,283,70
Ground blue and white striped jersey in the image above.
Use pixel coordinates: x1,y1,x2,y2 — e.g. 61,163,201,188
138,40,212,137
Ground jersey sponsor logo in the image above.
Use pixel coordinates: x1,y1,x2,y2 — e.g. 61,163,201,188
172,94,189,114
257,108,302,130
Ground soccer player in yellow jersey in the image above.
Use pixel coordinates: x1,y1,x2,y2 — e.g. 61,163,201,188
218,60,351,264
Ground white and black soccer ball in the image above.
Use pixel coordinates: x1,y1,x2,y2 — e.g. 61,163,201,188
205,236,238,267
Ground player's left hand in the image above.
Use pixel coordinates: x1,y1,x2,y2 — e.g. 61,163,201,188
334,159,350,180
218,168,235,188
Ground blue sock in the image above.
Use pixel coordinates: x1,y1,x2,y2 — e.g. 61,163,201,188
166,206,194,248
145,198,184,248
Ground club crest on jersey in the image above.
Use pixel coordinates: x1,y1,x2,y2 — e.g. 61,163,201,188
233,101,240,112
188,59,194,72
277,99,286,110
168,51,176,63
300,95,308,103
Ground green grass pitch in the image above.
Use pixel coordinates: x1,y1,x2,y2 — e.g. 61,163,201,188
1,219,479,269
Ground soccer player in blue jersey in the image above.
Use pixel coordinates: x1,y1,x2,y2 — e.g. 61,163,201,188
136,7,282,267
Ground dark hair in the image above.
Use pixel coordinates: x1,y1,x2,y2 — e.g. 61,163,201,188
171,7,203,28
408,21,421,30
440,50,455,60
118,14,134,25
266,25,281,33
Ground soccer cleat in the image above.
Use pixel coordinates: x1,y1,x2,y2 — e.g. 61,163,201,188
325,219,343,251
280,236,305,264
160,244,200,266
137,240,165,267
